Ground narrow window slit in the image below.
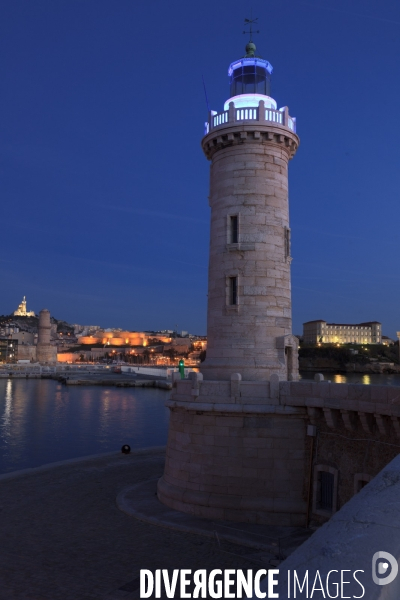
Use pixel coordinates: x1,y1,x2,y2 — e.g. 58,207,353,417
229,277,237,305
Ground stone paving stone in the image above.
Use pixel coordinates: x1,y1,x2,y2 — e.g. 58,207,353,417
0,449,274,600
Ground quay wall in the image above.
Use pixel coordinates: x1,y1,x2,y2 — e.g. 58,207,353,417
158,376,400,525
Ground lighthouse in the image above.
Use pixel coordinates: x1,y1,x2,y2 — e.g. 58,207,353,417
158,37,307,526
201,39,300,382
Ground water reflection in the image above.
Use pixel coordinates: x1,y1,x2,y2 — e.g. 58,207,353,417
300,372,400,387
332,373,372,385
0,379,170,474
1,379,13,438
333,374,371,385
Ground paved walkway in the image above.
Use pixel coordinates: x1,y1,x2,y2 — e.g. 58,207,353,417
117,479,311,558
0,448,309,599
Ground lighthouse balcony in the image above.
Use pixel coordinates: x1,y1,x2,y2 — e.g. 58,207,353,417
204,100,296,135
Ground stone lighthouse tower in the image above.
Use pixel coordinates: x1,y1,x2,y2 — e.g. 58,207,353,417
201,39,300,382
158,38,307,526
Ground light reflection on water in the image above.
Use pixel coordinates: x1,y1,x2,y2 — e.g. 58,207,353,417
300,372,400,387
0,379,170,474
1,379,13,440
331,374,371,385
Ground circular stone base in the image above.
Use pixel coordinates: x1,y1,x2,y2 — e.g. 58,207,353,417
158,408,308,527
157,476,307,527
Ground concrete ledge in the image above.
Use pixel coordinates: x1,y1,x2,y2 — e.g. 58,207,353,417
257,453,400,599
117,477,312,556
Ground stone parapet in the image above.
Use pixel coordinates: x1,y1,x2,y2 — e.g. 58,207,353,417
207,100,296,131
279,379,400,436
171,377,400,434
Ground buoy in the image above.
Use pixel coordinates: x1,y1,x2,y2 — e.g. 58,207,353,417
121,444,131,454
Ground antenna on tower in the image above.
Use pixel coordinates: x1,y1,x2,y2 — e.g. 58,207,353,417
202,74,211,113
243,10,260,42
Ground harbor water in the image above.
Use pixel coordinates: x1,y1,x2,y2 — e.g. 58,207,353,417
0,378,170,475
1,373,400,475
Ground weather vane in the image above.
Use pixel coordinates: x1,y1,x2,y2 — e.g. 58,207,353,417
243,11,259,42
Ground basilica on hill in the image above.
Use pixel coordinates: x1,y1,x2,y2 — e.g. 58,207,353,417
13,296,35,318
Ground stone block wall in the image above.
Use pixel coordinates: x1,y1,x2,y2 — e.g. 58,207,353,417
158,407,308,526
278,379,400,524
201,122,300,382
17,345,37,361
158,376,400,527
158,375,308,525
36,344,57,364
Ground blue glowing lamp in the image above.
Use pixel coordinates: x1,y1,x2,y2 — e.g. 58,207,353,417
224,41,276,111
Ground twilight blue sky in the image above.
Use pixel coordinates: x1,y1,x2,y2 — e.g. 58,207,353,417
1,0,400,337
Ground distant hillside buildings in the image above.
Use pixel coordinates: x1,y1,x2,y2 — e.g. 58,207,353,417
1,300,206,365
303,320,382,345
59,329,207,365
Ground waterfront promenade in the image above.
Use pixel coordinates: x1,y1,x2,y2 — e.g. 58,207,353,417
0,448,305,600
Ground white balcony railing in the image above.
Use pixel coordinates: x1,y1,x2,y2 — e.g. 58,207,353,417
212,111,229,128
204,101,296,136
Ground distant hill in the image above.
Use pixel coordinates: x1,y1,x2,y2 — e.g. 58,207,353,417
0,314,74,334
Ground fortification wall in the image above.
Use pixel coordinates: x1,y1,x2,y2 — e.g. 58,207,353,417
17,345,36,361
159,375,400,525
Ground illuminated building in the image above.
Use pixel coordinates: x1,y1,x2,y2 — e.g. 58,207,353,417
77,331,172,347
13,296,35,317
303,320,382,345
0,339,17,362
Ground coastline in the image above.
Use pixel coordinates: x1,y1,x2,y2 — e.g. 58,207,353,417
299,360,400,374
